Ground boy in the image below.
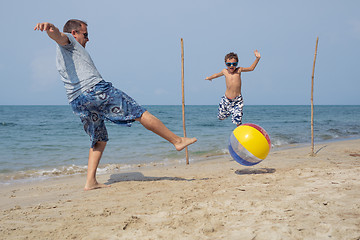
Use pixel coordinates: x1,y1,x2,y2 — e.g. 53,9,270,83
34,20,197,190
205,50,261,126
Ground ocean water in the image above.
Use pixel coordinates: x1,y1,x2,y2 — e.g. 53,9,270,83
0,105,359,184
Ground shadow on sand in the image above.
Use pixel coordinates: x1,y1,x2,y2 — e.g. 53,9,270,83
105,172,210,185
235,168,276,175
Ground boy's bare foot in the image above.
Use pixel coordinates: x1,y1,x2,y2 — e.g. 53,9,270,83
84,182,111,191
174,137,197,151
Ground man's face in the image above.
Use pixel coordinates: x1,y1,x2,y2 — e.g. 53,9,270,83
72,24,89,48
225,58,238,73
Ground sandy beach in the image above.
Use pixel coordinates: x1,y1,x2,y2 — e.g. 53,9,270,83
1,139,360,240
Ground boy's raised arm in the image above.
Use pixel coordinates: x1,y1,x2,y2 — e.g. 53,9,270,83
34,22,70,46
205,70,224,81
241,50,261,72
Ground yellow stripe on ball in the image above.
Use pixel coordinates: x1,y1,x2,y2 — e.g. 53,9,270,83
233,125,270,160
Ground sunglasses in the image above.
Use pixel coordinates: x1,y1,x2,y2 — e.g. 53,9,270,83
76,31,89,39
82,32,89,39
226,62,238,67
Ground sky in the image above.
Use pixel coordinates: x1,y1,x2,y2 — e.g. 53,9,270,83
0,0,359,105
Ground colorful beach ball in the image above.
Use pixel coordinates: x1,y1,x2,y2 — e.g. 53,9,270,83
228,123,271,166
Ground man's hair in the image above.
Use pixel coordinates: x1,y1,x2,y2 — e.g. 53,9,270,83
225,52,239,62
63,19,88,33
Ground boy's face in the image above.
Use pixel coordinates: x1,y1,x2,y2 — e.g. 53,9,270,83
225,58,238,73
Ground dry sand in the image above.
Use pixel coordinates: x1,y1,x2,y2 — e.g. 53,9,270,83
1,139,360,240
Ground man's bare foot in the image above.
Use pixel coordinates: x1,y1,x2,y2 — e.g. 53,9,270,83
174,137,197,151
84,182,111,191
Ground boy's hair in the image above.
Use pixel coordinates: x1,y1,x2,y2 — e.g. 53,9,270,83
225,52,239,62
63,19,88,33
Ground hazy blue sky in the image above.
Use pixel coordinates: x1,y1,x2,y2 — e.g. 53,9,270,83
1,0,359,105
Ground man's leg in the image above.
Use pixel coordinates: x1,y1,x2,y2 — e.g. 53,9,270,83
85,141,109,190
136,111,197,151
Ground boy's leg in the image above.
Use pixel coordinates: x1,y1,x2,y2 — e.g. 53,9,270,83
136,111,197,151
85,141,109,191
231,96,244,126
218,96,231,121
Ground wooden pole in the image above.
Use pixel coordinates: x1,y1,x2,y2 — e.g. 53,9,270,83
181,38,189,164
311,36,319,156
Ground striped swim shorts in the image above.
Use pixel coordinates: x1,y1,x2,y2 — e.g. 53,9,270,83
217,95,244,126
70,80,146,148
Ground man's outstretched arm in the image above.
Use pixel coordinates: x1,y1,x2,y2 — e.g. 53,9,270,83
34,22,70,46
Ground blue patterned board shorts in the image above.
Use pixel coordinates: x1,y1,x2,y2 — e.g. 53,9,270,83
70,80,146,148
218,95,244,125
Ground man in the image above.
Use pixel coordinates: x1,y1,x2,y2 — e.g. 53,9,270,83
34,20,197,190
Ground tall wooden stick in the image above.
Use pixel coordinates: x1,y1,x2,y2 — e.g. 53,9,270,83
311,36,319,156
181,38,189,164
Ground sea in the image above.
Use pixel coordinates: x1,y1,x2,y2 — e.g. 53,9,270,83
0,105,359,185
